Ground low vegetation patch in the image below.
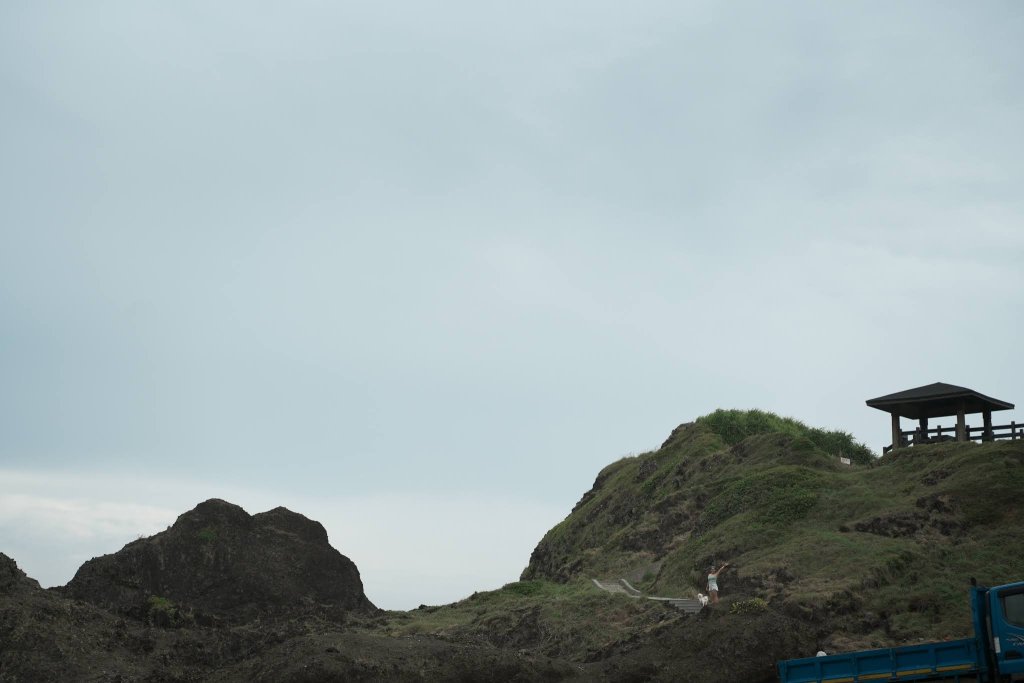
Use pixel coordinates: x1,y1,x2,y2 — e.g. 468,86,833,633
699,467,822,531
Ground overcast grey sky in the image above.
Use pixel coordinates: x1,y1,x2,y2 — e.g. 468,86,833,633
2,1,1022,609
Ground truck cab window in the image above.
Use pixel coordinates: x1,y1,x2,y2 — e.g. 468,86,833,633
1003,592,1024,627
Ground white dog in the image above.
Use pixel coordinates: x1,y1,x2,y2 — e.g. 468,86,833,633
697,593,709,607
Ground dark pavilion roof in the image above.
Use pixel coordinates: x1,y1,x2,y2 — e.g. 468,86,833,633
866,382,1014,420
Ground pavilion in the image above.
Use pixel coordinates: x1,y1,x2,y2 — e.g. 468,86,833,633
866,382,1017,454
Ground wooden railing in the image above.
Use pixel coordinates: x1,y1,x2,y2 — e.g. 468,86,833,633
889,421,1024,451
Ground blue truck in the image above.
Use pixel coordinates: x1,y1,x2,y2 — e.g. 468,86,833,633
778,580,1024,683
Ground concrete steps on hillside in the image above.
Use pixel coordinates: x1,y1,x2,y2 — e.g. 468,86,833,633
646,596,704,614
591,578,704,614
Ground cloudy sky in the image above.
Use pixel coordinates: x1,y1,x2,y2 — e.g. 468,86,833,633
2,2,1022,610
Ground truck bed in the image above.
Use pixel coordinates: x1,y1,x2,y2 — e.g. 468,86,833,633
777,637,981,682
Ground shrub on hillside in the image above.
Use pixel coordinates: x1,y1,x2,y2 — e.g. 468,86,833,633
500,581,548,597
146,595,193,628
696,409,873,464
729,597,768,615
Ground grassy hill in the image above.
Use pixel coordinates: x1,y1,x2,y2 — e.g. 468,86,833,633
376,410,1024,681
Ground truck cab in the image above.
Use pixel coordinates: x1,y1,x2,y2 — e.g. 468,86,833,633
988,581,1024,680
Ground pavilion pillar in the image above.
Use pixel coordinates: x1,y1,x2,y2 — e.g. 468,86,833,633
918,417,929,444
983,410,993,441
956,408,966,442
891,413,902,450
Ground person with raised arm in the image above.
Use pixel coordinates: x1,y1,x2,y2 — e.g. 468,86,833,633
707,562,730,604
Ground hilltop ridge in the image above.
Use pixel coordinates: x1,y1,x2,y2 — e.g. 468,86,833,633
523,411,873,585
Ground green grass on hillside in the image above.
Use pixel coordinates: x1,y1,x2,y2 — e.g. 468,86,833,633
698,466,823,531
695,409,873,464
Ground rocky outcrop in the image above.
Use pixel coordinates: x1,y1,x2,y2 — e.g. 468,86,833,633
66,498,375,622
1,551,576,682
0,553,41,595
0,502,579,682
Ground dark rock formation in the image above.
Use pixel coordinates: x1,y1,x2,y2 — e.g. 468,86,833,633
66,498,375,622
0,503,580,682
0,553,41,595
1,552,577,682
